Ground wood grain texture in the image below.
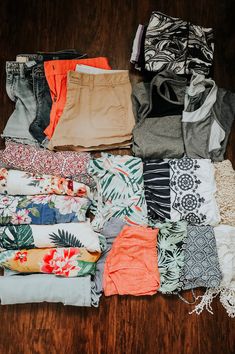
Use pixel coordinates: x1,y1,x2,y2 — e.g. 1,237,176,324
0,1,235,353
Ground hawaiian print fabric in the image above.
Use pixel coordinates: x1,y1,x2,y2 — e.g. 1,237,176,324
88,153,148,231
145,11,214,75
0,247,100,277
0,220,101,252
156,221,187,294
143,159,170,222
103,225,160,296
0,194,90,225
1,140,94,186
180,225,222,290
169,157,220,226
0,168,91,198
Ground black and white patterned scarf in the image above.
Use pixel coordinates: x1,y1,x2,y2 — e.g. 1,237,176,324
145,11,214,75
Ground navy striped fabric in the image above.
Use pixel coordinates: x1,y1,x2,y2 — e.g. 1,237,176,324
143,159,170,221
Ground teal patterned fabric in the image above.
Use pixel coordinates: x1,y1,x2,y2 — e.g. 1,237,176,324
156,221,187,294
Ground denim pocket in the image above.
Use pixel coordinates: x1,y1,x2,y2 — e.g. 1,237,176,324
6,73,16,102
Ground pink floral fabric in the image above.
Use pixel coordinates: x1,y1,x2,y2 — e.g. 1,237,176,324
0,141,94,186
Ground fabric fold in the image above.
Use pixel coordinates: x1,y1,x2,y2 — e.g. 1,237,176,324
190,225,235,317
0,273,92,306
103,225,160,296
0,220,101,252
0,168,91,198
0,247,100,277
0,141,94,186
0,194,90,225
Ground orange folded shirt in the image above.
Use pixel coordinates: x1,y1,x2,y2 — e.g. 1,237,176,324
103,225,160,296
44,57,111,139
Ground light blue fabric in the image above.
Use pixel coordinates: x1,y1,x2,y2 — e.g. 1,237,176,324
0,273,92,306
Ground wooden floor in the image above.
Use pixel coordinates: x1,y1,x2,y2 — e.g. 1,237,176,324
0,1,235,353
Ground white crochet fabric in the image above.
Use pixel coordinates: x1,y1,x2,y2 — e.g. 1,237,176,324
214,160,235,226
190,225,235,317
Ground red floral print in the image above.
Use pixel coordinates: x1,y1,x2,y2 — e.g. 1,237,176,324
41,248,81,277
14,251,28,263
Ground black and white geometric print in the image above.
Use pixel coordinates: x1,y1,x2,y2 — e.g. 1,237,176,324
143,159,170,222
144,11,214,75
169,157,220,226
180,225,222,290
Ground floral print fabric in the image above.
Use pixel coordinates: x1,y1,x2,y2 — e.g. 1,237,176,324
169,157,220,226
88,153,148,231
0,220,101,252
156,221,187,294
1,141,94,186
0,195,90,225
0,247,100,277
0,168,91,197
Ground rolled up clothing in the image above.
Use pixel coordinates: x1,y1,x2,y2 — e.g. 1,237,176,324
0,168,91,198
0,272,92,306
0,247,100,277
0,140,94,186
0,220,101,252
0,194,90,225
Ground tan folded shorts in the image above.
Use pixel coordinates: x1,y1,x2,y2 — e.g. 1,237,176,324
48,70,135,150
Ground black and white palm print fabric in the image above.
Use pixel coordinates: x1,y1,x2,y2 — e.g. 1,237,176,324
143,159,170,222
144,11,214,75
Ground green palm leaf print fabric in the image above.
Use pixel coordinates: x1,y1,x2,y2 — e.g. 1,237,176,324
155,221,187,294
88,153,148,231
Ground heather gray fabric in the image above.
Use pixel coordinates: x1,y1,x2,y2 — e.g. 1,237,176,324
0,273,92,306
182,74,235,161
132,71,186,159
91,218,126,307
210,88,235,161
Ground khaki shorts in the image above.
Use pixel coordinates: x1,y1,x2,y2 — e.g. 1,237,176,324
48,70,135,150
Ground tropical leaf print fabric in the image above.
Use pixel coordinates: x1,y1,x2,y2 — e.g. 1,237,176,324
0,168,91,197
0,195,90,225
88,153,148,231
156,221,187,294
0,220,101,252
0,247,100,277
1,140,94,186
169,157,220,226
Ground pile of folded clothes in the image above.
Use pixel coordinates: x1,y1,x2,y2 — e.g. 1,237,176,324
0,12,234,318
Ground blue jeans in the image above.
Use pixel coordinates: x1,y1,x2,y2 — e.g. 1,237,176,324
4,50,87,145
